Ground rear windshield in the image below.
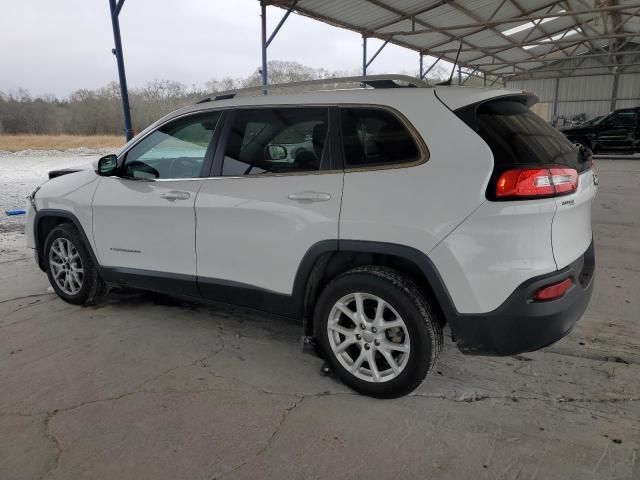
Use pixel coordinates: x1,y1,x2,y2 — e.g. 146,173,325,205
474,100,585,172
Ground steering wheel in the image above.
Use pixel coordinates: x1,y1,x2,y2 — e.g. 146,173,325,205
125,161,160,180
170,158,201,178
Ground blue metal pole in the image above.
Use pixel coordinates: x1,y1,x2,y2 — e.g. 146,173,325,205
365,38,390,69
419,53,423,80
362,36,367,79
266,0,298,48
261,2,268,95
108,0,133,141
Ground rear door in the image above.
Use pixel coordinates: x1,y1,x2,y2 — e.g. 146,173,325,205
596,109,637,151
194,106,343,309
92,111,221,291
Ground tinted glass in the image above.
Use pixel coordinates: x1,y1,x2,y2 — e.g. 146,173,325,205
606,110,636,128
340,108,420,167
222,108,329,176
475,100,583,171
123,112,220,179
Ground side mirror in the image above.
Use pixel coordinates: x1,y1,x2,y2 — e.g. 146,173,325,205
577,144,593,166
97,154,118,176
265,145,287,161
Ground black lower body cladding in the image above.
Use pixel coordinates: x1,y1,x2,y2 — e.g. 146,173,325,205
449,240,595,356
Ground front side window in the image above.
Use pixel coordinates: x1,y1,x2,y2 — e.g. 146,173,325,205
340,107,421,167
221,108,329,176
123,111,220,179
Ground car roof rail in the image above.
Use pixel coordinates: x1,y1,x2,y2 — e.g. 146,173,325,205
195,74,430,104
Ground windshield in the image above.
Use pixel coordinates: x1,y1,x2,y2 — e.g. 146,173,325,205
584,115,604,126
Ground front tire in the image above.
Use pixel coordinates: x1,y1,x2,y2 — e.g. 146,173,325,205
44,223,107,305
314,266,443,398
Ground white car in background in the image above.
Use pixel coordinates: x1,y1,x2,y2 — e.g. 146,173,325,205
25,76,597,398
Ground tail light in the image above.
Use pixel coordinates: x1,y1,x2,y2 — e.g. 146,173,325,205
495,167,578,199
533,277,573,301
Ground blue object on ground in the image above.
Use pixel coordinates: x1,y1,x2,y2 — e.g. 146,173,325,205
5,209,26,216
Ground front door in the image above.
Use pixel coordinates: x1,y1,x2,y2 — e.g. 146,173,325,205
596,109,638,151
195,106,343,313
92,110,222,293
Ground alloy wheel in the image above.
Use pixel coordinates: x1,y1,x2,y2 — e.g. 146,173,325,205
49,238,84,295
327,292,410,383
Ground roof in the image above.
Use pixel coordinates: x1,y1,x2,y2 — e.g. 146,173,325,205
268,0,640,78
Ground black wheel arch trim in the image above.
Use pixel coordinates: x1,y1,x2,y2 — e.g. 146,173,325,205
31,214,594,358
33,209,100,272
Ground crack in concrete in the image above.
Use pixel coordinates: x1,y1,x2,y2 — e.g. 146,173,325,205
545,346,640,366
1,297,58,324
213,396,306,480
0,293,50,305
3,370,638,480
409,392,640,404
40,410,61,480
133,338,227,392
0,256,29,265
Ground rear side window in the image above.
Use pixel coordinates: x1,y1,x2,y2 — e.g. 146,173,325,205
474,100,583,172
605,110,637,128
340,108,421,167
222,107,329,176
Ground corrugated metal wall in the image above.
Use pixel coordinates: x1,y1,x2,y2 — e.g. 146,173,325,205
505,57,640,123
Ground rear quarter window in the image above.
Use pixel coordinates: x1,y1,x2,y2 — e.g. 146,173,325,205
473,100,585,172
340,107,422,168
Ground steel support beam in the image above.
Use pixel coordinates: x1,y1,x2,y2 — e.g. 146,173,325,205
611,70,620,111
108,0,133,141
261,3,268,95
552,76,560,118
375,4,639,35
422,54,443,80
365,38,390,69
265,0,298,48
362,35,367,78
260,0,298,95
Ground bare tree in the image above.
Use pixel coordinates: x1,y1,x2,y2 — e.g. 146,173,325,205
0,60,407,135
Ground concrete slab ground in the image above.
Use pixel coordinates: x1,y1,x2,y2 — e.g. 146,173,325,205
0,159,638,479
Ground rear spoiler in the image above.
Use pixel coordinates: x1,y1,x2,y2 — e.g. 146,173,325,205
445,93,538,132
48,168,83,180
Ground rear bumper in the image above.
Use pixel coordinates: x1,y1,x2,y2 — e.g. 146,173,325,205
449,239,595,356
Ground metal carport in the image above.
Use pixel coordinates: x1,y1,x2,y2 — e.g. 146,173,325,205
108,0,640,139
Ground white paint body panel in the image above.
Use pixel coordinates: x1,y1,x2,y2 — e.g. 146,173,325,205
340,90,493,260
92,177,203,275
429,198,558,313
195,173,343,294
25,202,37,249
29,170,101,253
552,170,598,269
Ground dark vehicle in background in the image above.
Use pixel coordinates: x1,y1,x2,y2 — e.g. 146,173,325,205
560,108,640,153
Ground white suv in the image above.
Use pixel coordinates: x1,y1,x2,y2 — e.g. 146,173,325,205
25,76,597,398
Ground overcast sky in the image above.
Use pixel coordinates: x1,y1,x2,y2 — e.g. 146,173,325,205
0,0,436,97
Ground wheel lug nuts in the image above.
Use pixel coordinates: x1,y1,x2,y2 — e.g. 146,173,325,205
374,340,380,346
356,334,362,340
360,323,366,330
371,327,377,333
364,344,370,350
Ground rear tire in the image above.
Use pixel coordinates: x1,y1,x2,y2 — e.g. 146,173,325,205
314,266,443,398
44,223,108,305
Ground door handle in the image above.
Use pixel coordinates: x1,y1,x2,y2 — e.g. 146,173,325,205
160,190,191,201
287,192,331,203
